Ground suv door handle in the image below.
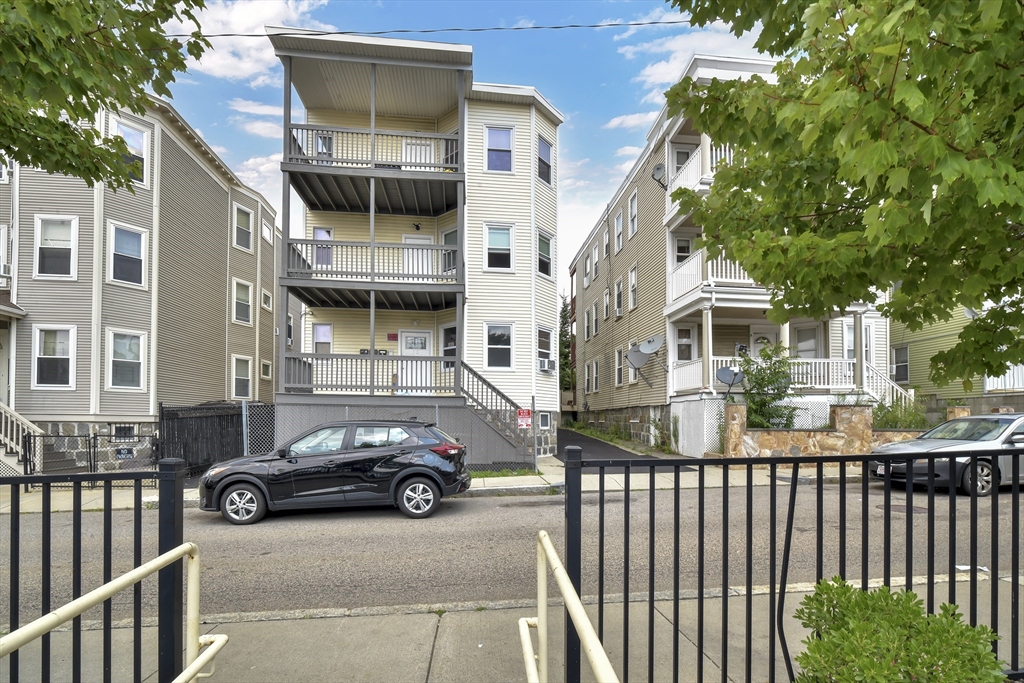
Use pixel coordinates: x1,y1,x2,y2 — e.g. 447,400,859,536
325,460,338,466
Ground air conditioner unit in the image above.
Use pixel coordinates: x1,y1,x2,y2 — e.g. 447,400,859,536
615,307,622,317
538,358,553,373
0,263,9,277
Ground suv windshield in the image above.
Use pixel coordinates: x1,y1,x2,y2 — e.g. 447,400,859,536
920,418,1014,442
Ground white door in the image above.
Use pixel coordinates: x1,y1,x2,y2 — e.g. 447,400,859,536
398,330,433,394
750,331,778,357
402,235,434,280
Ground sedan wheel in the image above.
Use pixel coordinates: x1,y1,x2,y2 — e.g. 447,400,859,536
221,483,267,525
961,460,998,497
397,478,440,519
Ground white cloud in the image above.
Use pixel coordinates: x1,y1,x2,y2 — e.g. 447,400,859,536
234,153,303,235
210,144,230,155
615,146,643,157
619,23,763,88
602,111,659,130
641,88,667,106
229,98,282,117
241,120,283,138
613,7,682,42
614,160,636,176
512,18,535,29
164,1,334,87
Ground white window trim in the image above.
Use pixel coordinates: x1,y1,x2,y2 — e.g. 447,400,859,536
110,116,151,188
484,321,515,371
614,212,623,252
538,412,551,430
843,321,876,364
31,324,77,391
628,190,638,239
592,302,599,336
676,325,698,363
629,265,638,310
537,135,553,185
614,280,623,317
261,220,274,245
675,237,692,264
232,203,254,254
615,347,624,386
603,289,610,320
892,344,910,383
260,359,273,380
484,222,515,273
105,327,147,392
592,359,599,393
231,277,254,327
790,323,821,359
584,309,591,341
231,354,253,399
603,229,609,258
537,230,554,280
583,255,591,288
261,289,273,312
0,157,8,184
0,224,8,270
629,338,639,383
537,325,554,373
33,214,79,281
106,220,149,290
312,322,333,354
591,245,599,279
484,124,515,174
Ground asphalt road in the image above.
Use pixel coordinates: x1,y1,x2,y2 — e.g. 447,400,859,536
4,480,1018,625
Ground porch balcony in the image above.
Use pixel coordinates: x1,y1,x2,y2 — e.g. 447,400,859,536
672,357,857,394
284,353,457,395
669,248,759,309
985,364,1024,393
664,138,733,220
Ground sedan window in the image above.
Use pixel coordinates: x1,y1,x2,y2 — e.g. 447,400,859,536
288,427,347,456
921,418,1014,442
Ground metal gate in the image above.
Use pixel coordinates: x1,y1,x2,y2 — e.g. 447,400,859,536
158,402,244,473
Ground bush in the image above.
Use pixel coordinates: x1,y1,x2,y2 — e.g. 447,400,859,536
739,343,797,428
873,399,930,429
794,578,1004,682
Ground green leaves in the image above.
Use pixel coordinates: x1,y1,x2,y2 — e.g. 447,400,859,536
0,0,210,190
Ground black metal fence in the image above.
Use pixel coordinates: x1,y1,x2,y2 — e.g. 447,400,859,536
562,447,1024,682
158,402,243,473
2,459,188,682
22,434,159,487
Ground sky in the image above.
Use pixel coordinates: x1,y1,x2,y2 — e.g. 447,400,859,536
163,0,763,294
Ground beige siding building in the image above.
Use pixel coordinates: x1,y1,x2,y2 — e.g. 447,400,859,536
270,30,562,466
0,98,282,446
570,55,908,455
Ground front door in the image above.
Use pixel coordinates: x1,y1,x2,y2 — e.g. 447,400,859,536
398,330,432,394
277,425,350,507
750,331,778,357
403,234,434,279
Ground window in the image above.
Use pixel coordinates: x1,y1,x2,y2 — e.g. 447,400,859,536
537,136,552,183
232,356,251,399
486,126,513,172
614,280,623,316
312,324,332,354
892,345,909,383
615,349,624,385
0,224,8,271
313,227,333,268
261,290,273,311
234,205,252,251
584,310,591,341
677,326,695,362
603,289,610,319
845,323,873,363
592,360,599,392
538,233,552,276
486,224,512,270
584,362,591,393
603,229,609,257
109,223,146,287
442,325,457,369
111,424,137,443
538,328,553,371
793,327,818,359
628,339,638,383
112,119,147,184
592,245,599,279
629,267,638,310
592,302,599,336
233,280,252,324
289,426,347,456
354,426,414,448
614,212,623,251
674,147,691,174
0,154,10,183
287,314,294,347
583,256,591,288
486,323,512,368
675,238,692,265
261,360,273,380
443,229,458,273
35,215,78,279
628,191,638,238
262,221,273,244
33,326,76,389
108,330,144,390
539,412,551,430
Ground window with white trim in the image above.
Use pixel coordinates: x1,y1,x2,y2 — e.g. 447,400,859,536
603,229,609,257
35,215,78,279
592,359,599,392
0,224,8,272
615,348,624,386
584,309,591,341
538,232,552,277
486,126,513,172
234,205,252,251
614,280,623,316
592,245,599,279
676,326,695,362
442,229,458,273
233,279,252,324
628,191,637,238
629,267,638,310
628,339,638,383
584,362,591,393
892,345,909,383
486,323,513,368
0,155,10,183
539,412,551,430
592,302,599,336
442,325,457,369
261,360,273,380
262,220,273,244
614,212,623,251
845,323,874,363
792,326,818,359
486,224,512,270
232,356,251,399
583,255,591,288
33,326,76,389
603,289,610,319
112,119,147,184
109,223,147,287
261,289,273,311
312,323,332,354
675,237,692,265
108,329,145,390
287,314,295,347
537,136,552,183
537,327,553,372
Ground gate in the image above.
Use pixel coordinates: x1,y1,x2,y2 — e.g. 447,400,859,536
561,446,1024,682
93,425,158,477
158,402,244,473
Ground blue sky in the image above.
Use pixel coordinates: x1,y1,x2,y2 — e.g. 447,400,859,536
164,0,762,293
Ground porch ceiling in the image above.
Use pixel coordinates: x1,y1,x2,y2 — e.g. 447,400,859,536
291,285,456,311
290,172,459,217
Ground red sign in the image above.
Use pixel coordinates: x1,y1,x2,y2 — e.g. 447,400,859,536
387,333,398,342
517,408,532,429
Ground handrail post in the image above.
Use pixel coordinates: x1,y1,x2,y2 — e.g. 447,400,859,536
564,445,583,683
538,535,548,683
158,458,185,683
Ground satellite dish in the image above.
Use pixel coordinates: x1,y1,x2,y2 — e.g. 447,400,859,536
651,163,666,183
638,335,665,355
716,366,743,386
964,307,978,320
626,347,650,369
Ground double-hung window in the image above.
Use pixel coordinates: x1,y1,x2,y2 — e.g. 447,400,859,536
486,127,513,172
538,233,552,277
287,314,295,347
232,356,251,399
584,310,591,341
677,326,695,362
537,136,552,183
442,325,457,369
234,205,252,251
793,327,818,359
592,302,599,336
312,324,332,354
584,363,591,394
892,346,909,383
616,349,624,385
233,279,252,325
614,212,623,251
110,223,146,287
35,215,78,279
628,339,638,383
675,238,691,265
109,329,144,390
628,191,637,238
486,323,513,369
112,119,147,184
262,221,274,244
486,224,512,270
537,328,553,372
603,289,610,319
583,256,591,288
592,246,599,279
614,280,623,316
629,267,638,310
592,360,599,392
443,229,458,273
33,326,76,389
603,229,609,257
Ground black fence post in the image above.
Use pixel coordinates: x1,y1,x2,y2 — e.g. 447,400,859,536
564,445,583,683
157,458,185,683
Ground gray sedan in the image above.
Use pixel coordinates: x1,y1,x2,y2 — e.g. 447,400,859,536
869,414,1024,496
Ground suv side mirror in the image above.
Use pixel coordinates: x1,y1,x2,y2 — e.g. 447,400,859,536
1011,434,1024,445
276,448,288,458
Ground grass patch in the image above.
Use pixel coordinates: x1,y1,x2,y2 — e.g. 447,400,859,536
475,606,487,611
470,469,539,478
433,609,447,617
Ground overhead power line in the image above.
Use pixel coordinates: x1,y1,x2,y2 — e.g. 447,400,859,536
165,18,693,39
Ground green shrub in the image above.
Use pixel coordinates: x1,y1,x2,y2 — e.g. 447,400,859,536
739,343,797,428
873,399,930,429
794,578,1004,682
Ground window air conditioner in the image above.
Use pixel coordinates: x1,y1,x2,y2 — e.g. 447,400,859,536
615,307,622,317
538,358,553,372
0,263,9,277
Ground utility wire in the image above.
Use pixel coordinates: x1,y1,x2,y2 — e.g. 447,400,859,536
165,18,692,39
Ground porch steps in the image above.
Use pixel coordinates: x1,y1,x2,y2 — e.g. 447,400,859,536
461,363,527,452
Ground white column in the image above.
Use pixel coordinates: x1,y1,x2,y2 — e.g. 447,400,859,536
853,312,864,391
779,321,790,349
700,133,712,176
702,305,713,390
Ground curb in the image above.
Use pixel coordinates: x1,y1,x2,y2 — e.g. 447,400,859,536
454,482,564,498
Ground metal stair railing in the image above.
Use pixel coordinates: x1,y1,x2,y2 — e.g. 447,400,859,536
0,402,43,463
460,362,526,448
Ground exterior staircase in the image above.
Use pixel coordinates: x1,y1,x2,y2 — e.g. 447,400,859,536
0,401,43,474
461,363,527,450
865,364,915,408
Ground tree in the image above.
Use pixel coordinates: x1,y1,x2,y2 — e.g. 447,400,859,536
666,0,1023,390
559,295,575,392
739,343,797,428
0,0,209,190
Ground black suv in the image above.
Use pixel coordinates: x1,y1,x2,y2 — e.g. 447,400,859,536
199,421,470,524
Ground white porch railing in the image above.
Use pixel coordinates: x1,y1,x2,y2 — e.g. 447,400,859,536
670,250,704,300
865,364,915,407
672,359,704,392
669,149,703,195
707,253,753,285
0,542,226,683
519,530,618,683
790,358,856,390
670,248,756,302
0,402,42,461
985,364,1024,393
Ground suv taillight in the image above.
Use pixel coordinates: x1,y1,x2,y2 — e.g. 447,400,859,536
430,443,462,457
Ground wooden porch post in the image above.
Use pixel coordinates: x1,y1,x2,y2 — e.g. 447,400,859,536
779,321,790,350
702,305,714,390
455,292,464,396
277,55,292,395
853,311,864,391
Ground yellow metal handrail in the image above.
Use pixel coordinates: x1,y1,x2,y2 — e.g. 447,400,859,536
519,530,618,683
0,542,226,683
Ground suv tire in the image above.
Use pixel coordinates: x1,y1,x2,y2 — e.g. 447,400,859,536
221,483,267,525
397,477,440,519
